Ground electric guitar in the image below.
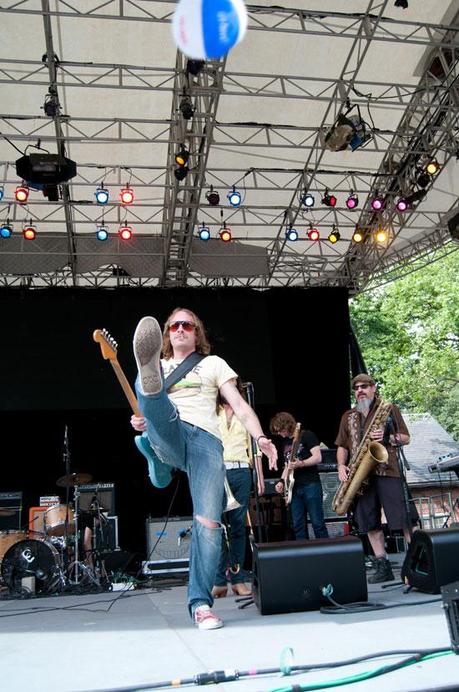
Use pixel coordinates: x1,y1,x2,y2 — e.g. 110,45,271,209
93,328,171,488
284,422,302,504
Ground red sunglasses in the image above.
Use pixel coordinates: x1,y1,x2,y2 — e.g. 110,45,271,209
168,320,195,333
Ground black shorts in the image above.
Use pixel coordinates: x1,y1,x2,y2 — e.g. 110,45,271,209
353,475,419,533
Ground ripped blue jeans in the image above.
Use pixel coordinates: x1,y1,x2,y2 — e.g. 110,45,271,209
136,381,225,616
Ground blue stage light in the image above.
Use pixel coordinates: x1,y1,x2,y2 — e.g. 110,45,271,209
96,226,109,241
285,227,298,241
198,224,211,241
0,223,12,238
95,185,109,205
227,185,242,207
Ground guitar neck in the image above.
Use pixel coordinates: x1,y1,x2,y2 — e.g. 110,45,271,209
109,359,141,416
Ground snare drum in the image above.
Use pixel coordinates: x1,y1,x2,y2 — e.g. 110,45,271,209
0,530,27,564
44,504,75,537
1,538,63,594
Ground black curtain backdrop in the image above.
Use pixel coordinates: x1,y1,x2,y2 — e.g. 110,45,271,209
1,287,351,557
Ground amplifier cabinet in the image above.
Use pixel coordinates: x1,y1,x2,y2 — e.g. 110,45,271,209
0,491,22,530
79,483,115,516
146,516,193,561
253,536,367,615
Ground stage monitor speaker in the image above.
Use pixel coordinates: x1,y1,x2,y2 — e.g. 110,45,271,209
79,483,115,516
401,528,459,594
252,535,367,615
0,492,22,530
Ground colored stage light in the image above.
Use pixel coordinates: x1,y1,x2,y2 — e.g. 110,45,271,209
352,228,364,243
118,225,133,240
417,172,430,189
219,226,232,242
0,186,4,202
346,193,358,210
396,197,409,212
95,185,109,205
198,224,211,241
96,226,109,241
328,227,340,243
227,186,241,207
174,166,189,181
425,159,440,176
285,227,298,241
371,195,384,211
322,190,337,207
307,227,320,241
375,228,388,243
23,224,36,240
175,147,190,167
301,192,315,208
15,185,29,203
120,186,134,205
0,223,12,238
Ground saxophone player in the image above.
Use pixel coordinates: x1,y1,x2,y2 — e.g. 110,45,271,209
335,374,418,583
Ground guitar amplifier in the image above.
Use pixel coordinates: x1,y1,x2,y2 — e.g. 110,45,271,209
143,517,192,576
79,483,115,516
0,492,22,530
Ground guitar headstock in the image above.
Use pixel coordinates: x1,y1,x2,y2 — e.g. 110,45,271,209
93,328,118,361
293,422,302,442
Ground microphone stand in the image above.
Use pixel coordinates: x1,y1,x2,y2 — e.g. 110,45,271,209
244,382,264,543
390,416,415,544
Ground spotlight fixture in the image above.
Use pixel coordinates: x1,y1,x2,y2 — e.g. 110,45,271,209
23,224,36,240
352,228,364,243
120,185,134,205
186,59,205,76
417,172,430,189
0,222,12,238
346,192,359,210
96,225,109,241
307,226,320,241
175,146,190,167
301,192,315,208
370,194,385,211
179,96,195,120
206,186,220,206
198,223,211,241
394,0,408,7
0,186,4,201
324,107,372,152
322,189,337,207
328,226,340,244
395,197,409,212
285,226,299,241
16,153,77,188
15,185,29,203
425,159,440,176
219,224,232,242
227,186,242,207
118,225,133,240
95,184,109,205
405,189,427,206
375,228,388,243
174,166,189,182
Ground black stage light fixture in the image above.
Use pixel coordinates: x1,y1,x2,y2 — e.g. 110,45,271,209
179,96,194,120
186,60,205,76
405,189,427,206
16,153,76,200
448,210,459,241
206,186,220,206
174,166,189,182
417,171,430,189
394,0,408,7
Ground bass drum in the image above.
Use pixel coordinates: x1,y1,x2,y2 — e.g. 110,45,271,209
1,539,64,595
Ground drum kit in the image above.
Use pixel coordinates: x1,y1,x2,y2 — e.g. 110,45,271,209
0,472,111,597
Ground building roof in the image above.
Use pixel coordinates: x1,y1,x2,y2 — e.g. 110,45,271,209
403,412,459,486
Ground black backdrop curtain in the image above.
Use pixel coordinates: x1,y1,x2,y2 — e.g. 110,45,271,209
1,287,351,556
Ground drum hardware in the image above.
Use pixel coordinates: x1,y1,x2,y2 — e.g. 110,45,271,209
56,472,93,488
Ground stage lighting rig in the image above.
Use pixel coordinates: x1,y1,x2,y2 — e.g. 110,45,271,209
16,153,76,201
206,186,220,206
301,192,315,208
179,96,194,120
322,189,337,207
324,105,372,152
285,226,299,241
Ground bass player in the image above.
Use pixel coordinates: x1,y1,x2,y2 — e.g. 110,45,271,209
335,373,418,583
270,412,328,540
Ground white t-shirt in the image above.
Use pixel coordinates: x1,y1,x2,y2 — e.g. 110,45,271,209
162,355,237,439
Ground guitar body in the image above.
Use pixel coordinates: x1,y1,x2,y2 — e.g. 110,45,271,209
284,423,302,505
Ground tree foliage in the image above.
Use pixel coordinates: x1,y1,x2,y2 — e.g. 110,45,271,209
350,248,459,441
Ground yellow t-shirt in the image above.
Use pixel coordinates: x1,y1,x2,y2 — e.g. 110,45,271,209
218,409,251,464
162,355,237,439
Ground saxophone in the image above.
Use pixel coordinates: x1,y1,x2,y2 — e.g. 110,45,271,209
332,399,392,516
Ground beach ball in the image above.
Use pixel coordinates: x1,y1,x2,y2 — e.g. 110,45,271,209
172,0,248,60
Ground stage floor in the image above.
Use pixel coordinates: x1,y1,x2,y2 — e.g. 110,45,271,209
0,555,457,692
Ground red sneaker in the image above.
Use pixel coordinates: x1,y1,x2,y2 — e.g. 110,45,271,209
194,605,224,630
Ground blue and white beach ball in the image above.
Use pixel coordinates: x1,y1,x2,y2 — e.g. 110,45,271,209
172,0,248,60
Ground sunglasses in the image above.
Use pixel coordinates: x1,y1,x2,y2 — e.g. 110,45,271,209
168,320,195,333
353,383,371,391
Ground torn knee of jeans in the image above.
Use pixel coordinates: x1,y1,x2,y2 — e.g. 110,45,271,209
196,514,221,529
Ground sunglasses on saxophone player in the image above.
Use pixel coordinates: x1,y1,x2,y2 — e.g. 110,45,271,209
353,383,371,391
168,320,196,332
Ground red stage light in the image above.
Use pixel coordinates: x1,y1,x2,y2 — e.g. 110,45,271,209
308,227,320,241
15,185,29,203
118,225,133,240
120,186,134,205
23,225,36,240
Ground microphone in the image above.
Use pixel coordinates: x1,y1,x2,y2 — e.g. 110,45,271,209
178,526,192,546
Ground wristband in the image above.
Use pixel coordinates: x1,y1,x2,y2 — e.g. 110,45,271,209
257,435,268,444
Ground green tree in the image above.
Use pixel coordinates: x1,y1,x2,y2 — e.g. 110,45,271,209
350,248,459,440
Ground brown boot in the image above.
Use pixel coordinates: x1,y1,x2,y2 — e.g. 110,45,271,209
212,585,228,598
368,557,395,584
232,583,252,596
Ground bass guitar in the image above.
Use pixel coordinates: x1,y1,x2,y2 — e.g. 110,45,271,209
93,328,172,488
284,422,302,504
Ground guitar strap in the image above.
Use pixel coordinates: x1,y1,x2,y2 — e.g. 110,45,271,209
164,351,205,392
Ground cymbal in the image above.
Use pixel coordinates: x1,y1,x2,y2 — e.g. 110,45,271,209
56,472,93,488
0,508,14,517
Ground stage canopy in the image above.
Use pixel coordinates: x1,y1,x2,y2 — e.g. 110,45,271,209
0,0,458,291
